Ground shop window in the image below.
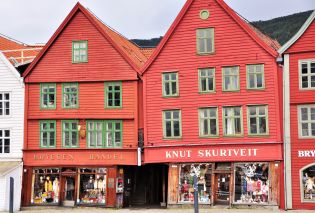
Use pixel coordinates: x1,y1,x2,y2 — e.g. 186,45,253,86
234,163,269,204
40,83,56,109
78,168,107,205
0,92,10,116
223,106,242,136
299,60,315,89
298,105,315,138
40,120,56,148
222,66,240,91
105,82,122,108
247,105,268,135
31,168,60,204
196,28,214,54
0,129,10,153
62,83,79,108
246,64,265,89
301,164,315,201
72,40,88,63
179,164,212,203
162,72,179,97
199,107,218,137
198,68,215,93
62,120,79,148
163,110,182,138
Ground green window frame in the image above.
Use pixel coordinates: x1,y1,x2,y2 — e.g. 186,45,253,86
247,105,268,135
62,83,79,108
163,110,182,139
222,66,240,91
196,28,214,54
105,82,122,108
87,120,123,148
40,83,56,109
198,68,215,93
162,72,179,97
223,106,243,136
247,64,265,89
72,40,88,63
40,120,56,148
62,120,79,148
199,107,218,137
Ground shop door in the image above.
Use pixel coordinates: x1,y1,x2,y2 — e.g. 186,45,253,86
214,173,230,205
61,176,76,206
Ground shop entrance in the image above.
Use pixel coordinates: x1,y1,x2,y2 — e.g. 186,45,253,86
60,168,76,206
214,173,230,205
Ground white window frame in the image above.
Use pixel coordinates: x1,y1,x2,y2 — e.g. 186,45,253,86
298,104,315,138
299,59,315,90
0,92,10,117
0,129,10,154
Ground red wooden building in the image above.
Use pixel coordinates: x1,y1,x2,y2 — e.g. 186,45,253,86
21,3,148,207
279,10,315,210
141,0,284,208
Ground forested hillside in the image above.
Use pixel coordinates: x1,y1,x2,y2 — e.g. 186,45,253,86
131,10,313,47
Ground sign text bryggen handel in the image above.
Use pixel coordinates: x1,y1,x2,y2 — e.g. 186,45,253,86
165,148,259,159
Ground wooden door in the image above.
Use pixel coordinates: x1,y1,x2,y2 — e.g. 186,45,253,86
60,175,76,205
214,173,230,205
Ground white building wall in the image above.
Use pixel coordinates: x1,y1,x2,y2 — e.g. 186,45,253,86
0,176,5,210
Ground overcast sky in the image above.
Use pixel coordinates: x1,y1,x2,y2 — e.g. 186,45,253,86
0,0,314,44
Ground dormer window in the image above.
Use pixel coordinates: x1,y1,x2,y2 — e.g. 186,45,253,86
72,41,88,63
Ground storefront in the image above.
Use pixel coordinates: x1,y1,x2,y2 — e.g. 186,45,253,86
22,149,136,207
144,143,282,207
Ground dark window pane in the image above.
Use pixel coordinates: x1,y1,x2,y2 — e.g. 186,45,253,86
250,118,257,134
302,77,308,88
302,64,308,74
201,79,207,91
234,118,241,134
208,79,213,91
166,121,172,137
171,82,177,94
203,120,208,135
4,130,9,137
165,112,171,119
259,117,267,134
173,111,179,119
5,94,9,100
164,83,170,95
174,121,180,136
210,119,217,135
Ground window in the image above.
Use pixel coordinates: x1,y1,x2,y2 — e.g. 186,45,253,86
163,110,181,138
0,129,10,153
298,105,315,138
199,108,218,137
179,164,212,203
62,120,79,148
199,68,215,93
87,120,122,148
222,66,239,91
41,83,56,109
248,105,268,135
223,106,242,136
72,41,88,63
234,163,269,204
162,72,179,97
62,83,78,108
0,93,10,116
247,64,265,89
197,28,214,54
300,60,315,89
40,120,56,148
105,82,122,108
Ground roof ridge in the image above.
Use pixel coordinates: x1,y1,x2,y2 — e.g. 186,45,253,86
0,33,27,46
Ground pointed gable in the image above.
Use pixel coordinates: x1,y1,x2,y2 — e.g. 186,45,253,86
23,3,146,83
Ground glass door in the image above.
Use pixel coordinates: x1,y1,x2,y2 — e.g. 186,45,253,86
214,173,230,205
61,176,76,206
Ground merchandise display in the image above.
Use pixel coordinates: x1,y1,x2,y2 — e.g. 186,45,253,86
179,164,211,203
302,165,315,201
234,163,269,204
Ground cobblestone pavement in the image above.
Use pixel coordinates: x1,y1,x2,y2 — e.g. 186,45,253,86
4,207,314,213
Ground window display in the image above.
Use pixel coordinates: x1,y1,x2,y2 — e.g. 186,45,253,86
302,165,315,201
31,168,60,204
234,163,269,204
78,168,107,205
179,164,211,203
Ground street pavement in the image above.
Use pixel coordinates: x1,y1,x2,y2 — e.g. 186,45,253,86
4,206,314,213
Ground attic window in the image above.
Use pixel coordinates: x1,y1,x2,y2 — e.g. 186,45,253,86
200,10,210,20
72,40,88,63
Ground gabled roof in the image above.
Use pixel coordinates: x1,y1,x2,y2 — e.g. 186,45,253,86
140,48,156,59
278,10,315,54
23,2,147,78
0,51,23,85
141,0,279,74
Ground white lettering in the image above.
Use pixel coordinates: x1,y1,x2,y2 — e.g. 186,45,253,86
198,150,204,157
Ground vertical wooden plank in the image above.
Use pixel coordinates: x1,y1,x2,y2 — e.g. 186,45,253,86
229,163,234,206
211,164,215,205
107,167,117,207
167,164,179,204
269,162,280,205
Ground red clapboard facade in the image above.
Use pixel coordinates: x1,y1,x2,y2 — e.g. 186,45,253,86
141,0,284,207
280,11,315,210
21,3,147,207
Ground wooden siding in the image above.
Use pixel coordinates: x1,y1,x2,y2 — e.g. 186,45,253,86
143,0,281,146
286,20,315,54
25,10,137,83
27,81,137,119
0,53,24,160
26,119,136,150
